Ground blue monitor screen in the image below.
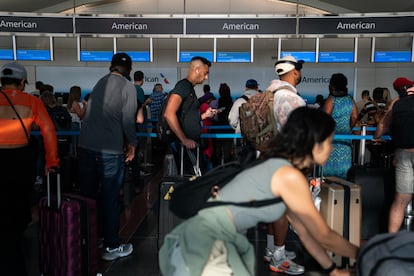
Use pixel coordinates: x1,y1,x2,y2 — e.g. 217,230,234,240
216,52,251,62
319,52,354,63
0,49,13,60
281,51,316,62
374,51,411,62
80,51,113,62
16,49,51,61
125,51,151,62
179,51,213,62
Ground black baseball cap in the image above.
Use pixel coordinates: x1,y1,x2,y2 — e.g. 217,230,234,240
111,53,132,70
245,79,259,89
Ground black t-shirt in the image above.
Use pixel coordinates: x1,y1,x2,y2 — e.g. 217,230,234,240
171,79,201,140
391,95,414,148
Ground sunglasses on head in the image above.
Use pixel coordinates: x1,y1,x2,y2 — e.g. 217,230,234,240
275,60,303,71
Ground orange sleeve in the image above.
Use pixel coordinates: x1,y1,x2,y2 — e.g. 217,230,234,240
33,98,60,168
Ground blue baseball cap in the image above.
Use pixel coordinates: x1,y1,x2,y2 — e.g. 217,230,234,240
245,79,259,89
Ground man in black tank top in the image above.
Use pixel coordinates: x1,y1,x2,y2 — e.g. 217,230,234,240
388,78,414,232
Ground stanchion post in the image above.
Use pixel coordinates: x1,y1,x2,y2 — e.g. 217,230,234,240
358,125,367,166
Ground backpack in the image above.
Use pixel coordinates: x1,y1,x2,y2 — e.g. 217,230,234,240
356,231,414,276
238,89,278,152
169,159,282,219
46,105,71,131
156,92,195,143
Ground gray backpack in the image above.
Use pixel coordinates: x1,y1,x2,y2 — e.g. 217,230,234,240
357,231,414,276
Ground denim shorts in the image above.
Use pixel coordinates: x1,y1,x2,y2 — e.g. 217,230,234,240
395,149,414,194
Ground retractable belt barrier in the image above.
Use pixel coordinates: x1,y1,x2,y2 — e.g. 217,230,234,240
30,126,391,140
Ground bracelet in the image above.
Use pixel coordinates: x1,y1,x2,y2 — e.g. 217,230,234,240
323,262,336,274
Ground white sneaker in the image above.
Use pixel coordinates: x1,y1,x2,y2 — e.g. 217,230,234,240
264,247,296,262
269,257,305,275
101,243,133,261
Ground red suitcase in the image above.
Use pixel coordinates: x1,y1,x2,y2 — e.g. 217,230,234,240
39,172,98,276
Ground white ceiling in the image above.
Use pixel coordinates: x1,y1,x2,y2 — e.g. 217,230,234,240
0,0,413,15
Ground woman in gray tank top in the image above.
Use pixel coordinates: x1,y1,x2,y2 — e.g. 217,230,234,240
159,107,359,276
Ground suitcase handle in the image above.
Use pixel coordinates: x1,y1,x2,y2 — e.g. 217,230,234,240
47,172,61,208
179,143,201,177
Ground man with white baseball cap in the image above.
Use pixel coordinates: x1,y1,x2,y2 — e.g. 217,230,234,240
263,56,307,274
274,55,304,77
269,55,306,129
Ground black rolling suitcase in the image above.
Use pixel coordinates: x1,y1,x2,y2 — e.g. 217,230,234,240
347,125,395,240
347,165,394,239
158,145,201,248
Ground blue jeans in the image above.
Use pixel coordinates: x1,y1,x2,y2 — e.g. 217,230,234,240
78,147,125,248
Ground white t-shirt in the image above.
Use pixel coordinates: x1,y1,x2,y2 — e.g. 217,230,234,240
69,102,84,124
267,79,306,130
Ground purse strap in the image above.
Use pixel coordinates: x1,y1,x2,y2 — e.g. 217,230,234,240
0,90,30,143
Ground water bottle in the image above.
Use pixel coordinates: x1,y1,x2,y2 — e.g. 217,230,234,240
310,177,322,211
310,177,321,198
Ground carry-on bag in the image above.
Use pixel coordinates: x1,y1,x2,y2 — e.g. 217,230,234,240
319,176,361,267
356,231,414,276
38,172,98,276
158,144,201,247
347,125,395,239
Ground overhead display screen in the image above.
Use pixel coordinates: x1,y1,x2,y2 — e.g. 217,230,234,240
179,51,213,62
374,51,411,62
319,52,355,63
0,49,14,60
281,51,316,62
216,52,251,62
125,51,151,62
80,51,113,62
16,49,51,61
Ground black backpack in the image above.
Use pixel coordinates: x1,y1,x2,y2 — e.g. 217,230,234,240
357,231,414,276
156,92,195,143
169,159,283,219
156,94,174,143
46,106,72,131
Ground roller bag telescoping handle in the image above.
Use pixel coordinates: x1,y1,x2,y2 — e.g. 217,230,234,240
180,143,202,177
40,171,99,276
47,171,62,208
